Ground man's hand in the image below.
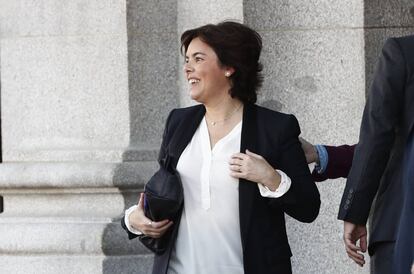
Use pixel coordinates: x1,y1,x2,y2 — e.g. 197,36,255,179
343,221,367,267
299,137,319,164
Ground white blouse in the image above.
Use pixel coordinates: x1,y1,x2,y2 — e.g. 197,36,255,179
168,118,243,274
124,117,292,274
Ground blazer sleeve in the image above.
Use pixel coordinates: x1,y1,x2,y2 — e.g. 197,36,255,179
338,38,406,224
311,144,356,181
121,215,140,240
270,115,321,223
120,109,176,240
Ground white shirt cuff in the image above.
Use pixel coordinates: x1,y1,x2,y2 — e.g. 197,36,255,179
258,169,291,198
124,205,143,235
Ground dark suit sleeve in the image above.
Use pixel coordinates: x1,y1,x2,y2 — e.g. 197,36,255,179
338,38,406,224
120,109,176,240
271,115,321,223
312,144,356,181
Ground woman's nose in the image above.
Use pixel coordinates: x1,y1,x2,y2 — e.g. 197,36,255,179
183,63,194,74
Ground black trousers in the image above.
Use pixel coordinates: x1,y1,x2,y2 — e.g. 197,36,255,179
370,242,394,274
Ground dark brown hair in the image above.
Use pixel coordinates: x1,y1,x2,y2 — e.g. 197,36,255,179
181,21,263,104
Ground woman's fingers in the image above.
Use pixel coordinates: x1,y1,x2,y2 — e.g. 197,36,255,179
229,151,277,187
143,219,171,230
153,221,174,238
142,220,174,238
150,219,171,228
231,152,247,160
229,157,244,166
229,164,242,172
230,151,263,167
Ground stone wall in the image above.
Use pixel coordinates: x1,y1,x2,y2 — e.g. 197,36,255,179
244,1,366,273
0,1,413,273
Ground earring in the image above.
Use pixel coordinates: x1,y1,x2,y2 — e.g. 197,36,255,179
225,72,231,77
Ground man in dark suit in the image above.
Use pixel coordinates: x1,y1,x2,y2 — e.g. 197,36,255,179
394,127,414,274
301,35,414,274
302,136,414,273
338,35,414,274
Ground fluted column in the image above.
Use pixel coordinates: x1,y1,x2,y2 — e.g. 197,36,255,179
0,1,154,273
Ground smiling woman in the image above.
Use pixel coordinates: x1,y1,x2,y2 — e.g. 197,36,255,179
121,21,320,274
183,37,232,105
181,21,262,106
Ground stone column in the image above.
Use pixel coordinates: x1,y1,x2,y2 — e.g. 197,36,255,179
1,1,413,273
0,0,131,162
0,0,155,273
127,0,179,148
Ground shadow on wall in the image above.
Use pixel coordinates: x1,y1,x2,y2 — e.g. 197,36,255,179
259,99,284,112
126,1,179,147
101,0,180,272
101,161,155,274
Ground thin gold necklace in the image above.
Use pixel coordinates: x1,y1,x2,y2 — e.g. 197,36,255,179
206,103,243,126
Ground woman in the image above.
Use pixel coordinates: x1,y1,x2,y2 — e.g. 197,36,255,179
122,21,320,274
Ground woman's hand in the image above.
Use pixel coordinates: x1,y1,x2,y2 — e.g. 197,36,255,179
229,149,281,191
129,193,174,238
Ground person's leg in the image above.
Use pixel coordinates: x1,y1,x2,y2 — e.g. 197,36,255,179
370,242,395,274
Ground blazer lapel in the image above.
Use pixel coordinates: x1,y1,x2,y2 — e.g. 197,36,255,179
168,105,206,168
239,103,258,249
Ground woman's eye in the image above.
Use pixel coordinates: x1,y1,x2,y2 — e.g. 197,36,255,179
195,57,203,62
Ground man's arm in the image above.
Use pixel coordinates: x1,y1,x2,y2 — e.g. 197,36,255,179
300,137,355,182
313,145,355,181
339,37,406,266
338,37,406,225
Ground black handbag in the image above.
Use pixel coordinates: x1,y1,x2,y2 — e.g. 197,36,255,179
139,155,183,254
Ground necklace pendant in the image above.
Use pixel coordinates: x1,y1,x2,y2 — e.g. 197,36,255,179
211,121,216,126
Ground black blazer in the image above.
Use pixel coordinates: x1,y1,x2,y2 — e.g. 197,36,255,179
338,35,414,255
124,103,320,274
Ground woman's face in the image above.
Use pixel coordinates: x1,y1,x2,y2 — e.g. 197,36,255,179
184,37,233,104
